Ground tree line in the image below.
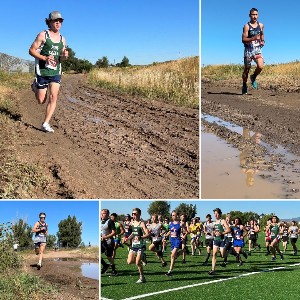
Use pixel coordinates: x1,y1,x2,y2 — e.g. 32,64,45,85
1,215,82,249
61,46,131,73
112,201,282,228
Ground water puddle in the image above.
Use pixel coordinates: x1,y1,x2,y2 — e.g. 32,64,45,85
201,114,300,199
81,262,99,280
52,257,79,261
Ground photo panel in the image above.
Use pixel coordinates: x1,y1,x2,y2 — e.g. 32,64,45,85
0,200,99,299
101,200,300,299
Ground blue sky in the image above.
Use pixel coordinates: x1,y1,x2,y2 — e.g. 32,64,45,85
1,0,198,65
101,200,300,221
202,1,300,65
0,201,99,246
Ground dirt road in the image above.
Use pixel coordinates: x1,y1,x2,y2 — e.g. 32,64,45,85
24,250,98,300
15,74,198,199
201,79,300,199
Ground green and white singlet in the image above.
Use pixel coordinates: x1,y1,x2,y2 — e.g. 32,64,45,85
35,30,64,77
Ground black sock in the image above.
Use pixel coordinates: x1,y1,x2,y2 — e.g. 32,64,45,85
111,264,116,272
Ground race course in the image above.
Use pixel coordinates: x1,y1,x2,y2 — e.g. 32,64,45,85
202,79,300,199
101,239,300,300
13,74,198,199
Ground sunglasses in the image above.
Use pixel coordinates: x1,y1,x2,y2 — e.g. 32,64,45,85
132,212,137,215
52,18,63,23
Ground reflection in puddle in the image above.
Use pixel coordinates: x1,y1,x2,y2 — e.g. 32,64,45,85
52,257,80,261
202,114,300,199
81,263,99,280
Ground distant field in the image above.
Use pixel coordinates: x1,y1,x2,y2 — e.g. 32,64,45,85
201,61,300,92
101,236,300,300
90,57,199,108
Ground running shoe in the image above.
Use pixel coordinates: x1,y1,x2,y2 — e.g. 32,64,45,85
136,276,146,283
265,251,270,256
257,244,261,250
242,251,248,259
202,261,208,266
280,253,284,260
208,270,215,275
161,262,167,267
165,271,173,276
242,85,248,95
182,259,186,264
37,263,41,270
111,270,118,276
294,250,298,256
250,75,258,89
220,262,226,268
238,261,243,267
41,122,54,133
248,251,252,256
101,263,110,274
271,256,276,261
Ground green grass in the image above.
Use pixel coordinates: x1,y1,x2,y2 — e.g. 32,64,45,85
0,273,58,300
101,236,300,300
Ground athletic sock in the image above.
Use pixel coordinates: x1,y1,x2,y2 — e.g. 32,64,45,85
111,264,116,272
101,258,107,266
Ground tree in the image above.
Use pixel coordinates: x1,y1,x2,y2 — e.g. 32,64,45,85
57,215,82,248
47,234,56,248
147,201,170,218
116,56,130,67
174,203,197,221
95,56,109,68
12,219,33,247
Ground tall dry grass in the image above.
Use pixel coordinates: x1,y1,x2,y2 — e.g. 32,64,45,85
202,61,300,92
90,56,199,108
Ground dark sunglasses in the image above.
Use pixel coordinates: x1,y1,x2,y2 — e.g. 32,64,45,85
52,18,63,23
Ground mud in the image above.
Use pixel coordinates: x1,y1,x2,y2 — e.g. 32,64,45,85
201,80,300,199
14,74,199,199
24,250,99,300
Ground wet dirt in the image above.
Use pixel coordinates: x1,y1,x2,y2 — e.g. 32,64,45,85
201,80,300,199
24,250,99,300
14,74,199,199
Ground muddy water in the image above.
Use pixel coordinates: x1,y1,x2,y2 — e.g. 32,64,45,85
201,114,300,199
81,262,99,280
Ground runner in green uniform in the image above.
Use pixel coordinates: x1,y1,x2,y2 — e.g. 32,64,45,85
29,11,68,132
127,208,149,283
209,208,230,275
268,216,284,261
110,213,125,259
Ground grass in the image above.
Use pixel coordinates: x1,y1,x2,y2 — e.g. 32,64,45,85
89,57,199,108
0,223,58,300
201,61,300,92
101,235,300,300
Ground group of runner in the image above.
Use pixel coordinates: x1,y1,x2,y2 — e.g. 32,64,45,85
101,207,299,282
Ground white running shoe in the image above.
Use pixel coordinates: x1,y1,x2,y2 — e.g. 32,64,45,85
136,276,146,283
41,122,54,133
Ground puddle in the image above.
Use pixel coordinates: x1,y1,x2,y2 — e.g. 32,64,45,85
52,257,80,262
201,114,300,199
81,262,99,280
65,95,80,104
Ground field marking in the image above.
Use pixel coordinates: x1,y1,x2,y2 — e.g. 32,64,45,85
119,263,300,300
101,297,113,300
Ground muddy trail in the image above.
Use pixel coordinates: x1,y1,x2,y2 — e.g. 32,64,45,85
15,74,198,199
201,80,300,199
24,250,98,300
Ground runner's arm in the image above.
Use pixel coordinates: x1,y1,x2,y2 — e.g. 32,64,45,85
242,24,260,43
29,32,47,61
